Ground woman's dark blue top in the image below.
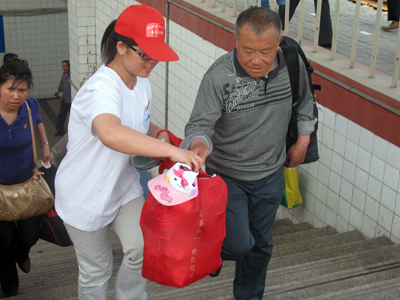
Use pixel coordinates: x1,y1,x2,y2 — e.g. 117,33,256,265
0,98,42,185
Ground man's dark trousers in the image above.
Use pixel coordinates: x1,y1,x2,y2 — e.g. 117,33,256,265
55,100,71,135
207,165,285,300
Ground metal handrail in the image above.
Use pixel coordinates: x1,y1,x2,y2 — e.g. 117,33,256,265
192,0,400,88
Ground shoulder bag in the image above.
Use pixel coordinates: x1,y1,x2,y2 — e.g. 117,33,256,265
0,101,55,221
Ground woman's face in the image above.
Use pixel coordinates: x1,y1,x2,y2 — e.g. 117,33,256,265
122,45,159,78
0,79,29,112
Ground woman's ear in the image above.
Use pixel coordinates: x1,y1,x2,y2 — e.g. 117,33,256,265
116,41,127,56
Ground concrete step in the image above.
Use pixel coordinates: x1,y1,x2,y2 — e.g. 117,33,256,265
263,245,400,299
8,219,400,300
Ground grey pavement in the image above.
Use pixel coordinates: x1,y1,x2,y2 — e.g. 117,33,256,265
217,0,399,79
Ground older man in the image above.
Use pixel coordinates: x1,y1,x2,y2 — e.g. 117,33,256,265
54,60,71,137
181,7,315,300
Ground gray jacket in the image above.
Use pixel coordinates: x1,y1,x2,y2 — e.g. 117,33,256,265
181,48,316,181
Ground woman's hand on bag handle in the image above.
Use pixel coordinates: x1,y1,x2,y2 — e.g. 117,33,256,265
170,148,204,173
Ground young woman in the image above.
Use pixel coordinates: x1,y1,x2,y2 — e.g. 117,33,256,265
54,4,203,300
0,53,52,297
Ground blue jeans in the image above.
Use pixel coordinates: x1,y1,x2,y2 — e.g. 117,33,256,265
207,165,285,300
261,0,285,8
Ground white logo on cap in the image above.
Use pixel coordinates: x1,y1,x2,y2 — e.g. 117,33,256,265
146,23,165,38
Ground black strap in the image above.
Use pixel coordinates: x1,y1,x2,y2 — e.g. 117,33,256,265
281,46,300,106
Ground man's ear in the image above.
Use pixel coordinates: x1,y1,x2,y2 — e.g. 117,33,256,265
277,35,284,48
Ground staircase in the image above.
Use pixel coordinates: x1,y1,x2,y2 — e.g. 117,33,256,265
9,219,400,299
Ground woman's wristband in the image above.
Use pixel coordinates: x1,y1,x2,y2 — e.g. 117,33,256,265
156,129,169,139
41,142,49,149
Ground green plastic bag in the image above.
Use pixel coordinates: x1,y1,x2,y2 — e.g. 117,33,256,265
281,167,303,209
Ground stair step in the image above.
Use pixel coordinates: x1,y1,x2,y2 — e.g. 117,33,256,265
272,222,315,236
274,226,338,246
263,245,400,299
272,230,368,258
270,236,394,269
309,277,400,300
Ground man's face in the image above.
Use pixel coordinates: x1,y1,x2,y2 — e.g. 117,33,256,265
236,24,282,78
62,62,70,74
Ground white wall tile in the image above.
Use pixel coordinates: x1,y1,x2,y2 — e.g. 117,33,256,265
342,159,356,184
349,206,363,231
392,215,400,240
324,207,337,228
320,144,332,167
335,114,348,137
322,126,334,149
378,204,394,232
340,179,353,202
359,127,374,152
373,135,388,161
362,215,377,238
338,197,351,222
336,215,349,233
323,108,336,130
367,175,382,201
380,185,397,211
365,196,379,221
370,156,385,182
383,163,400,191
331,152,344,176
333,132,346,156
315,181,328,204
344,140,359,163
387,144,400,170
347,121,361,144
352,187,366,212
318,163,330,186
354,167,369,191
329,171,341,195
327,189,339,211
357,147,372,173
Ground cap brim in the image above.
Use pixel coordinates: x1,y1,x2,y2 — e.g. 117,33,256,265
148,173,198,206
136,39,179,62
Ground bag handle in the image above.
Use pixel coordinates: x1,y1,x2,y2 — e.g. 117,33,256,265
25,101,38,164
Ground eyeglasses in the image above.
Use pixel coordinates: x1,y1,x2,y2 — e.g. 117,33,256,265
128,45,153,61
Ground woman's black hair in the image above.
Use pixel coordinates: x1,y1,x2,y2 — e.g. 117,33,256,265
0,53,33,88
101,20,139,65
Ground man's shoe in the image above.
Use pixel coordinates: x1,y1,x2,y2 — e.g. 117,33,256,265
4,291,18,297
382,21,399,31
209,263,222,277
17,256,31,274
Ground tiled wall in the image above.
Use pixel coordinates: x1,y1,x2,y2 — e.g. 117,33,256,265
278,105,400,243
69,0,400,244
0,0,69,99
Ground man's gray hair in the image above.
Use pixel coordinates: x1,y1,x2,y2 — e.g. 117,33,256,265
235,7,282,42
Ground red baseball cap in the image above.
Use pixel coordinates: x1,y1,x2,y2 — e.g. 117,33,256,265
114,4,179,62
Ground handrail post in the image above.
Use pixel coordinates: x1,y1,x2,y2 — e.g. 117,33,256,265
393,27,400,88
369,0,383,78
350,0,362,69
330,0,341,60
313,0,323,52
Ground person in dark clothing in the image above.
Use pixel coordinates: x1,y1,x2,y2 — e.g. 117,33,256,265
54,60,71,136
281,0,333,48
382,0,399,30
0,53,52,298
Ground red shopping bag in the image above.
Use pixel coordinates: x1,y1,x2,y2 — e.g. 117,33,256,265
140,131,228,288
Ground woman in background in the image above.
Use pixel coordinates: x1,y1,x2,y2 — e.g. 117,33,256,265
0,53,52,297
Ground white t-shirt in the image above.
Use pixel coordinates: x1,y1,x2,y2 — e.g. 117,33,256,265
55,65,152,231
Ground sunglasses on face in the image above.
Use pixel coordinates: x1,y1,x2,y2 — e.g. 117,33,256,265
128,45,152,61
